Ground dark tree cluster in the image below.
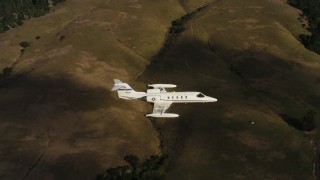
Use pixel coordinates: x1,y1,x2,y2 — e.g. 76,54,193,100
169,6,206,37
169,11,196,34
0,0,66,33
279,110,316,132
287,0,320,53
96,155,170,180
158,6,207,57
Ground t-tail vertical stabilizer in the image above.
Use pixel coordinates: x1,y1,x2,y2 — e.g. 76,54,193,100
111,79,145,100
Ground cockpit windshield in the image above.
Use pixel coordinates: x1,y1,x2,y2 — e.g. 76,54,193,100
197,93,205,98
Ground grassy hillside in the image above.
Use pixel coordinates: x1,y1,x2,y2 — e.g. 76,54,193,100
0,0,185,179
140,0,320,179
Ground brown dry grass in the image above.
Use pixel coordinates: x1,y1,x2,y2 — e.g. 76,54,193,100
0,0,186,179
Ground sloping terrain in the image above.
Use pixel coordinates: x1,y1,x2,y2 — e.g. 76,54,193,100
0,0,320,179
0,0,185,179
140,0,320,179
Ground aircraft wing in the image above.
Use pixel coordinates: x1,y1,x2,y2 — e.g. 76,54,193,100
146,102,178,118
152,102,172,114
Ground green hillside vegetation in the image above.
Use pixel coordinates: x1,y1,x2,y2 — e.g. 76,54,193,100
288,0,320,53
0,0,66,33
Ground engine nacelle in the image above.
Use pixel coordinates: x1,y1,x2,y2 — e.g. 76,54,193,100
147,96,160,102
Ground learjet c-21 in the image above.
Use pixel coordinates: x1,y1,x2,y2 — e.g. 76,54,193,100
111,79,217,118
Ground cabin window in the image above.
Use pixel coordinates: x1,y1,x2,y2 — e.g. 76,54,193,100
176,96,178,99
197,93,205,98
172,96,174,99
181,96,183,99
168,96,170,99
185,96,187,99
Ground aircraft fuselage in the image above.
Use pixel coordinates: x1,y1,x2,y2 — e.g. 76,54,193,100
145,91,217,103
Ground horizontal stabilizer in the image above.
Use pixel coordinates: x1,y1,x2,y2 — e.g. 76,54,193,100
146,113,179,118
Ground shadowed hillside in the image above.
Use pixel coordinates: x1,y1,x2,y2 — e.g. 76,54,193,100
140,0,320,179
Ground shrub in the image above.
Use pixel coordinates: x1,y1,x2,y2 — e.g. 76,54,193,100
19,41,30,48
59,35,65,41
3,67,12,77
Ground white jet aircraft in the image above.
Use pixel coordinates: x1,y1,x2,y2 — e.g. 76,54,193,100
111,79,217,118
